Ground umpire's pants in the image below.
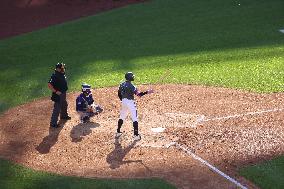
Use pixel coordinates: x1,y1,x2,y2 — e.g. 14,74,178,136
50,93,68,126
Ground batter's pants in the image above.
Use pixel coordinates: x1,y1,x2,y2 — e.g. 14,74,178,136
119,98,138,122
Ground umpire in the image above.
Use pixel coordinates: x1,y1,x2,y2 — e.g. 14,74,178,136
48,63,71,128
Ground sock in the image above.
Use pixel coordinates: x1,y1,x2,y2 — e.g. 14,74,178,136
117,119,123,133
133,121,138,136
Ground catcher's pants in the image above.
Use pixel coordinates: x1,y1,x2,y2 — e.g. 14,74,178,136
119,98,138,122
77,111,95,120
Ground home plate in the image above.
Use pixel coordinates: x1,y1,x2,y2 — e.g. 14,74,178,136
151,127,166,133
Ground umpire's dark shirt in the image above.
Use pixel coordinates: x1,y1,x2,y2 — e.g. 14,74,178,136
48,71,68,92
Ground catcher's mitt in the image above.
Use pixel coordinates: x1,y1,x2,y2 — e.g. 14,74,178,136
88,104,103,114
95,105,103,114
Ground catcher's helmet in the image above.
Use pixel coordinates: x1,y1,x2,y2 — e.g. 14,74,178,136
125,72,135,81
82,83,91,95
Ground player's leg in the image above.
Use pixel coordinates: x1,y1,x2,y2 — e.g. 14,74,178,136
128,100,138,123
127,100,140,140
78,111,89,123
116,99,128,137
60,93,70,120
50,101,60,127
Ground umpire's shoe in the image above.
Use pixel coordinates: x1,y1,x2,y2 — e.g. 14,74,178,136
60,115,71,120
50,123,60,128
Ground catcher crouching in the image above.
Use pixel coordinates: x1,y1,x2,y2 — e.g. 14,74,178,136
76,83,103,123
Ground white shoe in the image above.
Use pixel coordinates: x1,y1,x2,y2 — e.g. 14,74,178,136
115,132,123,138
133,134,141,141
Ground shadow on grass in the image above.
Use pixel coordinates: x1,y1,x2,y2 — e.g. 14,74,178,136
0,157,175,189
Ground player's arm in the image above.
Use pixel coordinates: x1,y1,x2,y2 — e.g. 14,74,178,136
88,94,95,105
118,85,122,100
48,76,61,95
76,97,85,111
135,89,154,97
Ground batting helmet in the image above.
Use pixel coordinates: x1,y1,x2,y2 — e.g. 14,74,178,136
125,72,135,81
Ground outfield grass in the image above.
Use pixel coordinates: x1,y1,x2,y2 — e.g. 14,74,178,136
240,156,284,189
0,0,283,112
0,0,284,188
0,158,175,189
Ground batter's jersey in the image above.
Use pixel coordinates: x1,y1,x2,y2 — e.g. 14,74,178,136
118,81,137,100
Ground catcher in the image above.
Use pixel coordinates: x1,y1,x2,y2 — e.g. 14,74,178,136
116,72,154,140
76,83,103,123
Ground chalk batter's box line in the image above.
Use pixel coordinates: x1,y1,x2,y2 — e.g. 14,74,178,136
164,107,284,126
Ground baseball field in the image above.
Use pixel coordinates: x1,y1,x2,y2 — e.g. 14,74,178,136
0,0,284,188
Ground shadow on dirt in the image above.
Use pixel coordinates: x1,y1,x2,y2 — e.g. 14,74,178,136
35,120,67,154
70,122,100,143
106,138,151,172
106,138,139,169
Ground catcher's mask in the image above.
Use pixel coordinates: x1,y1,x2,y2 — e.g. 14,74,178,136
82,83,91,96
55,62,66,73
125,72,135,81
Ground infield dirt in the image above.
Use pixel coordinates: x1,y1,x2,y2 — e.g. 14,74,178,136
1,84,284,188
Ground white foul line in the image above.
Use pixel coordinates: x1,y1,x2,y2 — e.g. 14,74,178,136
203,107,284,122
139,142,247,189
174,143,248,189
146,107,284,188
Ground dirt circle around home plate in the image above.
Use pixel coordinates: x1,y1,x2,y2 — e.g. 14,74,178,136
1,84,284,189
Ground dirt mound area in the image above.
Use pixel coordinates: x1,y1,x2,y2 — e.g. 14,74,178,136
0,0,146,39
1,84,284,189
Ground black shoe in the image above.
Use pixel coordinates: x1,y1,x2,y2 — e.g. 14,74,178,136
60,116,71,120
82,116,90,123
50,124,60,128
115,132,123,138
133,134,141,141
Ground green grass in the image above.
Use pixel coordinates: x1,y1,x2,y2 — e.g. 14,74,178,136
240,156,284,189
0,0,284,188
0,0,284,113
0,158,176,189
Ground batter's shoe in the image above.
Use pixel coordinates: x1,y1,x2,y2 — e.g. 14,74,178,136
115,132,123,138
133,134,141,141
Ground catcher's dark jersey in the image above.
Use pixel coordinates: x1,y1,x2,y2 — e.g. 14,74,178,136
118,81,137,100
76,93,94,112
